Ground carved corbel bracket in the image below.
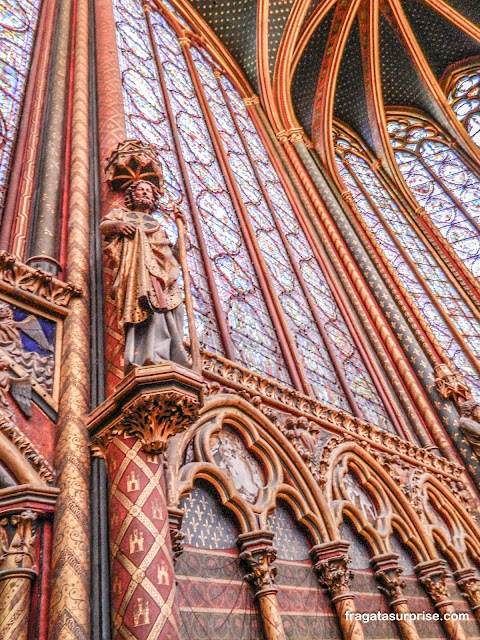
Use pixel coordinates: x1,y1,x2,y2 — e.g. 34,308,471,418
311,540,353,602
416,559,452,608
371,553,406,604
89,362,203,456
238,531,278,597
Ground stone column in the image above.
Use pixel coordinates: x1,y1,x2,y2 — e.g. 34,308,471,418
371,553,420,640
454,567,480,624
416,559,467,640
89,363,202,640
311,541,365,640
238,531,287,640
0,511,37,640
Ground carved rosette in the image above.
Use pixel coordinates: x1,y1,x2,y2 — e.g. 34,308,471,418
240,546,278,595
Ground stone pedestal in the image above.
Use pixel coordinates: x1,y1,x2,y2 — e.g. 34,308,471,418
372,553,420,640
312,541,365,640
238,531,287,640
89,363,203,640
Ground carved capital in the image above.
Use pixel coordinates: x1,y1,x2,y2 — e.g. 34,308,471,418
434,363,471,404
122,391,199,453
414,206,428,219
372,554,406,603
178,36,191,47
0,510,37,574
89,363,203,455
276,130,289,145
340,189,355,205
238,531,278,596
243,95,260,107
416,560,451,607
454,568,480,609
287,128,305,145
240,547,277,594
311,541,353,601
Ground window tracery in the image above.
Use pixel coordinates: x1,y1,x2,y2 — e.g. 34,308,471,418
448,67,480,147
335,130,480,397
0,0,41,210
112,0,395,431
388,115,480,279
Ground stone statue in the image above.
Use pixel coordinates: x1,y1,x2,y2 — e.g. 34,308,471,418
100,179,190,371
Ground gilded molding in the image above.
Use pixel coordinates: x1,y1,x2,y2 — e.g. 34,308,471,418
0,252,81,314
0,412,54,484
202,350,463,480
49,0,91,637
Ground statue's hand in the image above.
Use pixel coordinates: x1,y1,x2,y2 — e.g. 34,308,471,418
117,222,137,237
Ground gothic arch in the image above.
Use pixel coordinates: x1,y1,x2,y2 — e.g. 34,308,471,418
167,394,336,543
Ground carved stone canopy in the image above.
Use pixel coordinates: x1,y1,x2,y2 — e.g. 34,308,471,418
105,139,164,193
88,362,203,456
434,363,471,404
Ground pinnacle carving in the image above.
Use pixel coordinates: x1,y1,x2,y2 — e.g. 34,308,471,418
315,554,353,599
240,546,278,593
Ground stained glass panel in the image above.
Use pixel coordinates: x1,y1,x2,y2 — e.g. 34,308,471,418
448,69,480,147
388,117,480,278
218,74,393,427
336,134,480,396
0,0,41,210
114,1,290,382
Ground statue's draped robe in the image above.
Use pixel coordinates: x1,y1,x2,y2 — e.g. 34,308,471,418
100,207,189,368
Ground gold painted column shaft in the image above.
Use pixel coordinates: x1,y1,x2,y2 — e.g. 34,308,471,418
49,0,91,637
312,541,365,640
238,531,287,640
372,553,420,640
417,560,467,640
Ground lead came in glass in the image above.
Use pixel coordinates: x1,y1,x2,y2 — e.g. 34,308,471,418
335,132,480,397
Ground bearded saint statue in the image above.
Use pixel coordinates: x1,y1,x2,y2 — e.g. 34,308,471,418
100,179,190,371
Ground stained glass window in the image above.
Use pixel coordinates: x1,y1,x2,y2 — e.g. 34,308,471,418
448,68,480,147
388,115,480,278
335,132,480,396
113,0,397,431
0,0,41,210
